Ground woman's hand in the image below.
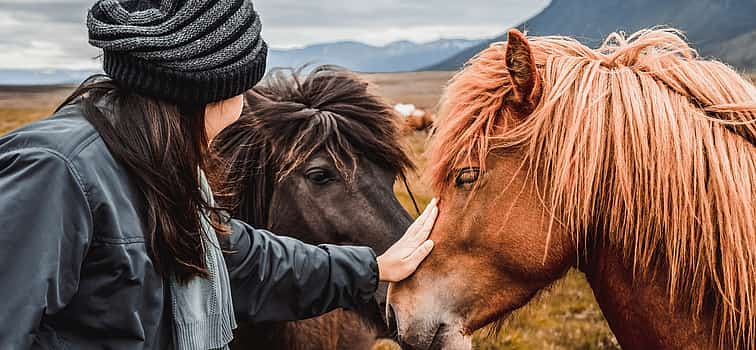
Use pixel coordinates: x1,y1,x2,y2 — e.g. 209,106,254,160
377,198,438,282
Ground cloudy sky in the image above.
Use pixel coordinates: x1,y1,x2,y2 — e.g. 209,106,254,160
0,0,549,69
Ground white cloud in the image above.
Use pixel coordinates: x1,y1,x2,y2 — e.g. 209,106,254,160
0,0,550,69
0,47,99,70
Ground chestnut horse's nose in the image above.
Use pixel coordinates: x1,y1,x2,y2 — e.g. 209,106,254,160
387,304,399,339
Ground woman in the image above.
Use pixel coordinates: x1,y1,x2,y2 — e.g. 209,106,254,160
0,0,436,349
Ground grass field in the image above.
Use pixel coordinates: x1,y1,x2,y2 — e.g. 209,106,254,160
2,72,754,349
0,85,74,134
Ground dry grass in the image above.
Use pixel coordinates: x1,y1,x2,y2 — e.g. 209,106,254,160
2,72,753,349
365,71,455,111
0,85,72,134
0,108,49,134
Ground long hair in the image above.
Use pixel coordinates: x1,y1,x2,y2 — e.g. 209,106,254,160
430,28,756,349
57,75,225,283
212,65,413,226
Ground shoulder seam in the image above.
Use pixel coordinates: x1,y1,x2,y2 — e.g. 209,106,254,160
26,148,95,232
66,131,100,160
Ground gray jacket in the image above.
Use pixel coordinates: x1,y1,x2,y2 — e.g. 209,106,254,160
0,103,379,349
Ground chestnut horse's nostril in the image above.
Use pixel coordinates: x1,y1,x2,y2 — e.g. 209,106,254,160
387,304,399,339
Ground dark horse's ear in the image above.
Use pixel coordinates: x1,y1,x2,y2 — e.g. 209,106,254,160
505,29,542,117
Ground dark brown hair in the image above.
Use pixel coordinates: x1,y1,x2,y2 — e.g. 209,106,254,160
58,74,224,283
212,65,414,226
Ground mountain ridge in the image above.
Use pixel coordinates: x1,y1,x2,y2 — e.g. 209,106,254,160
268,38,482,73
428,0,756,71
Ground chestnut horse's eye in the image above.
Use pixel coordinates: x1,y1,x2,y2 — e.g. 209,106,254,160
454,168,480,189
306,168,335,185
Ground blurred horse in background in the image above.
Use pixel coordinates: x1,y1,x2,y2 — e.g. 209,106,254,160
388,28,755,349
394,103,434,133
213,66,416,350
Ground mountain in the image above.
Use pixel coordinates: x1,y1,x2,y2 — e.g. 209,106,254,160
713,29,756,70
268,38,482,73
0,69,100,86
428,0,756,71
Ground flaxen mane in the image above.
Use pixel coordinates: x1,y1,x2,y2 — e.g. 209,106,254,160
212,65,413,226
430,28,755,349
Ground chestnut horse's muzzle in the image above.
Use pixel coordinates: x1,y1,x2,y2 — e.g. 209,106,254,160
387,304,452,350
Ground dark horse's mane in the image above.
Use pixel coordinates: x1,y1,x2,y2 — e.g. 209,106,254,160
212,65,414,226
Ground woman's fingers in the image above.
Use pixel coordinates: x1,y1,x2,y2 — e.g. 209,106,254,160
419,205,438,239
402,205,437,250
404,198,438,241
401,240,434,271
377,198,439,282
406,198,433,231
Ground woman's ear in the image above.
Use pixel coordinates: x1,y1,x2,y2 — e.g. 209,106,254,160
505,29,542,117
205,94,245,142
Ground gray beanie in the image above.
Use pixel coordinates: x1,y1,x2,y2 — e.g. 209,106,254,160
87,0,267,104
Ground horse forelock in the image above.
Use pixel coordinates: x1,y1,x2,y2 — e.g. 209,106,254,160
212,65,413,227
430,27,756,349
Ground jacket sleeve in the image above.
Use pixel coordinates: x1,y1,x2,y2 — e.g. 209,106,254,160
0,149,92,349
223,219,379,322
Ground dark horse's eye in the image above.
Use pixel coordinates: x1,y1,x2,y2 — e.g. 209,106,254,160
455,168,481,189
306,168,335,185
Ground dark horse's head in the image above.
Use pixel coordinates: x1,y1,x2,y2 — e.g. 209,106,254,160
212,65,414,326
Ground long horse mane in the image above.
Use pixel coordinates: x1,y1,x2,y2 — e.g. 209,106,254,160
212,65,413,227
430,28,756,349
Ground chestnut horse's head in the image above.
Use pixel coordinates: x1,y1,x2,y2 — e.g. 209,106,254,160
388,28,756,350
387,30,574,349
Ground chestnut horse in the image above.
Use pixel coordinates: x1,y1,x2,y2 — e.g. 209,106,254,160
212,66,415,349
388,28,755,349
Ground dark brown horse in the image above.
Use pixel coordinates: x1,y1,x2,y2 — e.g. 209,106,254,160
212,66,415,350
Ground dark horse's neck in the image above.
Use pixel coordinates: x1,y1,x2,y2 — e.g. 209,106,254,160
232,309,380,350
580,247,715,349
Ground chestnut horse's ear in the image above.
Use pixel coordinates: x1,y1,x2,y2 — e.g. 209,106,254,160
505,29,542,117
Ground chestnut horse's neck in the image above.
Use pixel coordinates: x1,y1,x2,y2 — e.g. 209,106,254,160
580,246,715,350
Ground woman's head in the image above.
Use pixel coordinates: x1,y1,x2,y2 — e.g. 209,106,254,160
58,0,269,282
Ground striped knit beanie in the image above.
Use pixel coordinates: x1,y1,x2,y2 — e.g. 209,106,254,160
87,0,267,104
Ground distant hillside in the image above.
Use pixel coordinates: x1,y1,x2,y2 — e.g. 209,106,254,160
429,0,756,71
269,38,482,73
715,29,756,70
